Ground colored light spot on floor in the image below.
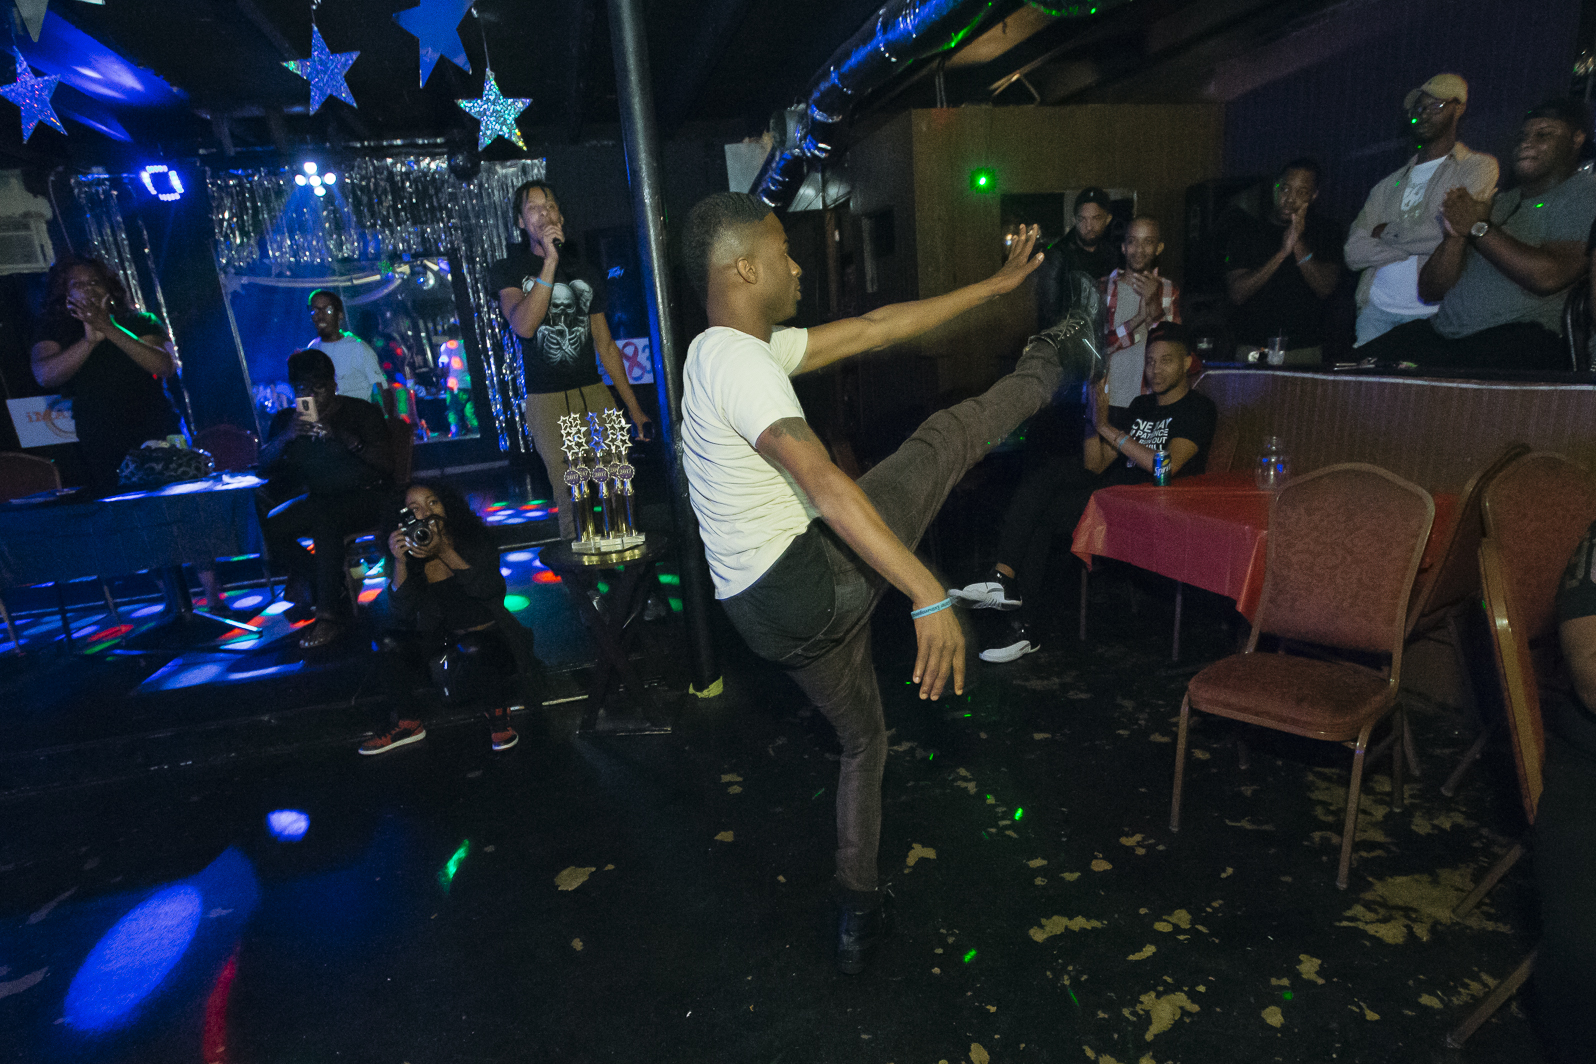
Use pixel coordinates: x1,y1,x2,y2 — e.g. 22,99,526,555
233,594,265,609
263,600,293,615
657,572,680,585
532,570,561,584
1282,990,1293,1001
962,949,976,963
357,587,381,604
64,885,204,1031
505,551,535,562
1014,807,1024,820
555,866,595,890
266,809,309,841
503,595,530,612
439,841,471,891
668,597,682,611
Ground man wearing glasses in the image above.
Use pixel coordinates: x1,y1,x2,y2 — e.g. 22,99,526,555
1344,74,1498,347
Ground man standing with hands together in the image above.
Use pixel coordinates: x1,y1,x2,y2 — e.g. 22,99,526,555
679,193,1100,975
1224,159,1343,364
1100,217,1181,417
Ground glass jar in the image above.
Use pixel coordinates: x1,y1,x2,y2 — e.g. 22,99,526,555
1255,436,1291,490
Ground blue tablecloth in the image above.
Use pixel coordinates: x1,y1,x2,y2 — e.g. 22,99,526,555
0,475,267,589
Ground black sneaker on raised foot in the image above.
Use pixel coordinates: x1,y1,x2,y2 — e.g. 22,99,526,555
949,567,1021,611
836,889,894,975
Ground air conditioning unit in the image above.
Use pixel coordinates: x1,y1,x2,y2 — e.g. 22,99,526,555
0,170,54,275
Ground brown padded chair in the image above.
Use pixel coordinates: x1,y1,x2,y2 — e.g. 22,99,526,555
1444,537,1547,1048
1169,463,1434,889
1395,443,1530,786
1480,451,1596,646
192,424,260,472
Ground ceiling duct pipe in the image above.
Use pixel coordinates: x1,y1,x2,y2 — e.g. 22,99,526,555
754,0,996,207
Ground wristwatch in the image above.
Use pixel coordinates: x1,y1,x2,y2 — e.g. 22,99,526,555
1469,221,1490,239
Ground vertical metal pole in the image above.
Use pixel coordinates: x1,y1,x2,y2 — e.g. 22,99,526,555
607,0,720,695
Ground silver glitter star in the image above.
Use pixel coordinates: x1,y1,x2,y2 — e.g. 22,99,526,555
457,70,530,151
284,24,359,113
0,51,65,141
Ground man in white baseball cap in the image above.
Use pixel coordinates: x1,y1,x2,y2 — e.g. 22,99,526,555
1345,73,1499,346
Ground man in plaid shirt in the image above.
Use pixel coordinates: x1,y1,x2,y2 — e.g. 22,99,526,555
1097,217,1182,431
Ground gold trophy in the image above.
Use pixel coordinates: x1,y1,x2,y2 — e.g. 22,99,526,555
560,411,646,559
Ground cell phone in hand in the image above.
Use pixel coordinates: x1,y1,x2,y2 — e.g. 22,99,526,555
295,396,319,422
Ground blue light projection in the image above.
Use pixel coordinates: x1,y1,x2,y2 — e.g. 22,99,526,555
266,809,310,842
17,12,185,107
63,885,203,1031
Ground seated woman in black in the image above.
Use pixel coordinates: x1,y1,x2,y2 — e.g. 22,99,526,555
358,481,536,755
29,256,180,491
259,349,393,648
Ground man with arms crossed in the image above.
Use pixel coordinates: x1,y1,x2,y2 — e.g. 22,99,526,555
1343,75,1498,347
680,193,1098,974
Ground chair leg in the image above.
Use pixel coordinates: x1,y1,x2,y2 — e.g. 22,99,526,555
1078,564,1089,642
1338,727,1373,890
1390,708,1405,813
0,594,21,655
1445,950,1536,1048
1441,721,1497,797
1402,711,1422,778
100,579,122,622
1236,737,1250,771
1452,841,1527,919
1170,694,1192,832
1171,580,1183,662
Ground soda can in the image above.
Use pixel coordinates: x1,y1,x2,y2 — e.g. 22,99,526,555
1154,448,1170,486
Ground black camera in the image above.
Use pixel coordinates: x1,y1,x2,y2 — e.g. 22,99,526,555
398,507,441,549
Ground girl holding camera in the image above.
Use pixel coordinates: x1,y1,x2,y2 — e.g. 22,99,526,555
358,481,536,755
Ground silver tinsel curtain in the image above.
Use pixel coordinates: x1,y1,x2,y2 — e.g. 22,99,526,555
206,156,547,452
70,174,149,311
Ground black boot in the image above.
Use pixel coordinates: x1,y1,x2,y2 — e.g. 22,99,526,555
1030,271,1107,387
836,888,893,975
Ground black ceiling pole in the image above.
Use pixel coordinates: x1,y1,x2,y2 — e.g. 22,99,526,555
607,0,721,697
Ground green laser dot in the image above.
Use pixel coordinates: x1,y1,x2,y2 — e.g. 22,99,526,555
1014,807,1024,820
963,949,977,963
439,840,471,889
1282,991,1293,1001
813,788,825,798
1066,986,1080,1006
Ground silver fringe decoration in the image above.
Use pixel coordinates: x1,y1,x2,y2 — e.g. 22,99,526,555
70,174,149,311
205,156,547,452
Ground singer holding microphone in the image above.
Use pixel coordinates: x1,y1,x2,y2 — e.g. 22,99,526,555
489,181,653,541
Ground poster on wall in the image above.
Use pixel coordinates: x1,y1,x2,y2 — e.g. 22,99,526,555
598,337,655,386
7,396,78,447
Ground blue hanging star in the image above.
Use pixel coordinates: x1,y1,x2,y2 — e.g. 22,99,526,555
457,70,530,150
392,0,473,86
0,51,65,141
284,24,359,113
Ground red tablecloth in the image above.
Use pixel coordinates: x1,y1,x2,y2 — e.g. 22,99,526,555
1070,471,1456,621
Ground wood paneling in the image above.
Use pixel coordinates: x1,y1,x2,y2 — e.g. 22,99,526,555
847,104,1225,395
1197,369,1596,492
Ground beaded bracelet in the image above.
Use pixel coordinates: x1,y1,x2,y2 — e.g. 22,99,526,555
910,597,953,620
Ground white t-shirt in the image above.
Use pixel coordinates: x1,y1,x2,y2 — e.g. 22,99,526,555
1368,156,1447,317
310,335,388,400
681,326,815,599
1105,276,1145,407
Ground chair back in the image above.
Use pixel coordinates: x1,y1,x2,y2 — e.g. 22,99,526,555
1564,276,1591,372
1479,537,1545,822
1253,463,1433,665
1481,451,1596,643
191,424,260,472
389,418,416,485
0,451,62,501
1205,415,1238,475
1405,442,1530,635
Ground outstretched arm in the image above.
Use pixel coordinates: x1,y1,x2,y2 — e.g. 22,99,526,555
796,226,1045,375
756,416,963,701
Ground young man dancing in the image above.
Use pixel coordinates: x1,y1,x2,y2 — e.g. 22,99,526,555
679,193,1100,973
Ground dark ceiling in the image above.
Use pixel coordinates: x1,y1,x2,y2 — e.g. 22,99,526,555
0,0,1355,169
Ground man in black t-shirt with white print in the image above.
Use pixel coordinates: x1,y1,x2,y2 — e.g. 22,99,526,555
952,322,1216,662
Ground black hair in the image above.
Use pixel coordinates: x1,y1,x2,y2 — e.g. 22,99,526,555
1276,157,1322,186
1146,320,1192,354
512,180,560,250
307,288,344,315
42,256,132,330
682,192,774,301
382,480,491,564
287,348,336,384
1525,97,1593,136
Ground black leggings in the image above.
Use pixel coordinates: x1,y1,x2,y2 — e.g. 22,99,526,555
378,624,522,725
260,488,387,616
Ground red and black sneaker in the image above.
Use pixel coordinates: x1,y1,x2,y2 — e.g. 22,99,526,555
489,708,519,752
358,721,426,756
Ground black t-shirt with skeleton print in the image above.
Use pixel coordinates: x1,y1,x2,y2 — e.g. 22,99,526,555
489,249,610,394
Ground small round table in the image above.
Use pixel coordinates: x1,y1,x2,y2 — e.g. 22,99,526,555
538,534,674,734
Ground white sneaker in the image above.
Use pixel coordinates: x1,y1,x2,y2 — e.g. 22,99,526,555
949,578,1021,611
979,637,1039,663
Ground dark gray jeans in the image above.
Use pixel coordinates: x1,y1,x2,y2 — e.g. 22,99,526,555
722,340,1065,894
